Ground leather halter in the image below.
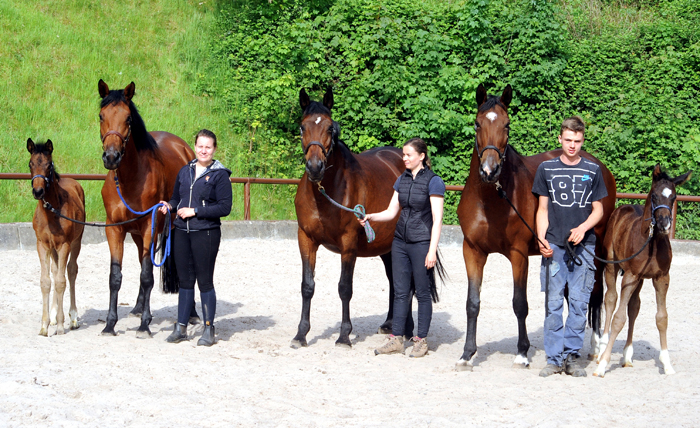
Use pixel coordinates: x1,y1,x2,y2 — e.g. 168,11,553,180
474,127,509,163
303,140,332,158
31,162,54,191
101,124,132,159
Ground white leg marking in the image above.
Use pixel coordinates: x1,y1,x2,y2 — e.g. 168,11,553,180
659,350,676,375
593,360,608,377
513,354,529,366
622,344,634,367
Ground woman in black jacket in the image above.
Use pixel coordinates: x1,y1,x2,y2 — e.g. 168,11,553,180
159,129,232,346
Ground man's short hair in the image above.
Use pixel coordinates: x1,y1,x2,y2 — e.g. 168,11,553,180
560,116,585,136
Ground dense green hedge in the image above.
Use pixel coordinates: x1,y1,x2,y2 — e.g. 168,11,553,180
198,0,700,236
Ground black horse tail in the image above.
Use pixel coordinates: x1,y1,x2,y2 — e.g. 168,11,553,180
429,247,448,303
159,218,179,294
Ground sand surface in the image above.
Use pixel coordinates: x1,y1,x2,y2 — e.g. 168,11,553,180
1,238,699,427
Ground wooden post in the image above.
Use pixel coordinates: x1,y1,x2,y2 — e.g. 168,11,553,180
671,199,678,239
244,181,251,221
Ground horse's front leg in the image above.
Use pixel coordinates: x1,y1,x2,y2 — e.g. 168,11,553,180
653,275,675,375
291,229,319,348
456,241,487,371
36,242,52,336
133,234,154,338
67,238,82,330
102,227,125,336
51,244,72,335
336,251,357,348
509,248,530,368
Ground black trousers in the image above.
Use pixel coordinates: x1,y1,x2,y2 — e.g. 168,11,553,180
172,228,221,292
391,238,433,338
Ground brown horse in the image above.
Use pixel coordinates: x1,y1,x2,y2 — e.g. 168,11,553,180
98,80,194,337
455,84,617,370
28,138,85,336
291,87,409,348
593,165,691,377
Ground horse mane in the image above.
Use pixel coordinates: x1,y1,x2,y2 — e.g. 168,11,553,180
655,170,673,182
303,101,331,117
31,141,61,181
100,90,158,151
478,95,508,113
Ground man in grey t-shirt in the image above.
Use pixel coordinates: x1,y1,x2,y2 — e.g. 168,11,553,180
532,116,608,378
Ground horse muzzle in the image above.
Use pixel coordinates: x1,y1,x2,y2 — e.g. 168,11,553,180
479,162,502,184
305,159,325,183
32,187,45,200
656,216,672,235
102,149,122,170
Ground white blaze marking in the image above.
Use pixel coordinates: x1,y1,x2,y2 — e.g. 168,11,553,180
486,112,498,122
661,187,672,198
315,116,322,124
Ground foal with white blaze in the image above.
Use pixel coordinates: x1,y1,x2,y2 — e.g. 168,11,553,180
27,138,85,336
593,165,691,377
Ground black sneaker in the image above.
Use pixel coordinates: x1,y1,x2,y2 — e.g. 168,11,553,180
564,354,587,377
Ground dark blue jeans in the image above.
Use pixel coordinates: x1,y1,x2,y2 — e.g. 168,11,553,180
172,228,221,292
391,238,433,338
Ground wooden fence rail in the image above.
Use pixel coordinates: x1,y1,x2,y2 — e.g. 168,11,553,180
3,173,700,239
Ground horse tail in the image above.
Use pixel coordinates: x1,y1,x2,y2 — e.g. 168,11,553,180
160,223,179,294
429,247,448,303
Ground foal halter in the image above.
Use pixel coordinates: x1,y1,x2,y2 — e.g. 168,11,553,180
31,162,55,190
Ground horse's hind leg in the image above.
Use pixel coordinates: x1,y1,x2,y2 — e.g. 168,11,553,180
37,243,52,336
622,283,643,367
336,251,357,348
595,261,619,361
378,252,394,334
67,237,81,330
509,249,530,368
130,235,146,317
456,242,487,371
291,230,319,348
653,275,675,375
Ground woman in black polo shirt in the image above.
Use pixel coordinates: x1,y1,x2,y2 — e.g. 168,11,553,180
359,137,445,358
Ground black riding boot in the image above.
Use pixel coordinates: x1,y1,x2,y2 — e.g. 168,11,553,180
198,289,216,346
167,288,194,343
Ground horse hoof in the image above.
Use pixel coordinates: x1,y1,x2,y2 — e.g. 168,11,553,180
56,326,65,335
335,341,352,349
592,371,605,378
189,316,201,325
290,339,307,349
511,363,529,369
70,322,80,330
101,327,117,336
377,326,392,335
455,360,473,372
39,328,48,337
128,311,142,318
136,328,152,339
622,362,633,368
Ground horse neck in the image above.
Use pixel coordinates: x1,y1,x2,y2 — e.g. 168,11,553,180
115,135,149,187
641,193,654,236
318,145,353,192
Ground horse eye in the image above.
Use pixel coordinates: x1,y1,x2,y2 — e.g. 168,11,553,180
29,161,33,168
126,116,132,124
99,114,103,122
299,126,304,135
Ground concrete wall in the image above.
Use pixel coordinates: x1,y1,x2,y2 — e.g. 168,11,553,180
2,221,698,256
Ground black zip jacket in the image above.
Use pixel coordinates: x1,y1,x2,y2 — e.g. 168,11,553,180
394,167,437,243
168,159,232,231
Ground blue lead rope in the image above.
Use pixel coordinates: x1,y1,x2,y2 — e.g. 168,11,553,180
318,186,375,243
114,176,171,267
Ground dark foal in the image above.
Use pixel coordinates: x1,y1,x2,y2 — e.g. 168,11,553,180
593,165,691,377
28,138,85,336
98,80,194,337
455,84,617,371
292,87,411,348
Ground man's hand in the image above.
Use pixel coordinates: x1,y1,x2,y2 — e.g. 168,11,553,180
539,238,553,258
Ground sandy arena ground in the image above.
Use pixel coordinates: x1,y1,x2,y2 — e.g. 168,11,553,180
1,238,699,427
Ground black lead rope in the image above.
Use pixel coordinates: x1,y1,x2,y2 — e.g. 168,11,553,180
41,199,149,227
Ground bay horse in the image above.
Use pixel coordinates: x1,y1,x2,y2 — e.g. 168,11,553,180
27,138,85,336
593,165,691,377
455,84,617,370
291,87,410,348
98,79,194,337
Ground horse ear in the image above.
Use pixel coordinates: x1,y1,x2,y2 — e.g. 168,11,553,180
123,82,135,102
323,87,334,111
27,138,35,154
332,121,340,144
500,84,512,109
653,164,662,180
299,88,310,112
98,79,109,99
45,139,53,154
476,84,487,108
673,170,692,187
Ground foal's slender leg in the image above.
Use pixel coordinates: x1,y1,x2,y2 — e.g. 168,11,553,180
291,229,319,348
599,261,619,360
102,226,126,336
622,283,643,367
509,248,530,368
653,275,675,375
593,273,640,377
336,251,357,347
52,245,71,335
456,241,487,371
67,237,81,330
37,242,52,336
